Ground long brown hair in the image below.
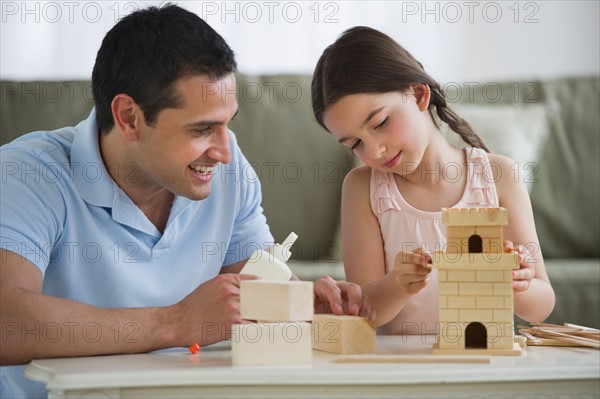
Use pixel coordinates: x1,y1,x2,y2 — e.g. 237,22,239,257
311,26,489,152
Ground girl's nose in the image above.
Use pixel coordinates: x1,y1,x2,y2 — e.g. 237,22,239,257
368,140,386,161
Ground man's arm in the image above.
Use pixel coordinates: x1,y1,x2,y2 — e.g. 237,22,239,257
0,249,254,365
219,259,247,274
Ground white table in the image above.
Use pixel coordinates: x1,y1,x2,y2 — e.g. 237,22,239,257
25,335,600,399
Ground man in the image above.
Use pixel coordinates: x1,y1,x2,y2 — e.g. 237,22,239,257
0,5,372,398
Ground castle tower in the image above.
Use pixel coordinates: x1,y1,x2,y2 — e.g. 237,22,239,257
432,208,521,355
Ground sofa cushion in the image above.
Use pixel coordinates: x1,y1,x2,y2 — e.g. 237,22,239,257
530,77,600,258
447,103,553,192
229,75,353,260
1,81,94,144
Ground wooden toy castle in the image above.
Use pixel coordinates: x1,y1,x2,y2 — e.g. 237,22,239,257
432,208,522,355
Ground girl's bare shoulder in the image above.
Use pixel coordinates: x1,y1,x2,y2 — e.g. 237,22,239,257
344,164,372,186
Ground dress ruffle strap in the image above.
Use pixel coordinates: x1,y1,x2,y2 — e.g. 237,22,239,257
373,171,401,215
466,149,496,206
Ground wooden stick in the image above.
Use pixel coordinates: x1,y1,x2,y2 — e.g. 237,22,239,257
536,323,600,335
568,331,600,338
564,323,600,333
520,325,599,339
335,354,491,364
520,331,542,345
534,329,599,348
525,337,588,347
519,324,600,348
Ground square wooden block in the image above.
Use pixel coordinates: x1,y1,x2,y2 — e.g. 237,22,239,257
232,322,312,366
240,280,314,322
312,314,376,354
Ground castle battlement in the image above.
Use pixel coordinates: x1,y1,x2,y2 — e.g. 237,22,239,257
442,207,508,227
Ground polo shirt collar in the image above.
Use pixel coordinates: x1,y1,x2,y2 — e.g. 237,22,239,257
71,108,117,208
71,109,193,239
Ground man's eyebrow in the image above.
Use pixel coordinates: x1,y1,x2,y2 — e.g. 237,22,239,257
183,109,239,128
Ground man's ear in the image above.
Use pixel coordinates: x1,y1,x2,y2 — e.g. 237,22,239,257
111,94,143,142
411,83,431,112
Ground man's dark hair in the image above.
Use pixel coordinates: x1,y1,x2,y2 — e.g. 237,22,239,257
92,3,237,134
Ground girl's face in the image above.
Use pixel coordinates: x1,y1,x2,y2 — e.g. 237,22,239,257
322,89,432,175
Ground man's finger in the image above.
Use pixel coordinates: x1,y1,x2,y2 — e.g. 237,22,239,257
314,276,343,314
343,282,363,316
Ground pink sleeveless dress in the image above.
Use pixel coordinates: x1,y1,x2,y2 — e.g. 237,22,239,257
369,148,499,335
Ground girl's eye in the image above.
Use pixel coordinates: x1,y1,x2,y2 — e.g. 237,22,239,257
350,139,362,151
374,117,388,129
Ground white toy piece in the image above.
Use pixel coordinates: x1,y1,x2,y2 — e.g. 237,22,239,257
239,232,297,281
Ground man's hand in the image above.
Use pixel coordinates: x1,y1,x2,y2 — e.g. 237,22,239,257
170,273,258,347
313,276,375,320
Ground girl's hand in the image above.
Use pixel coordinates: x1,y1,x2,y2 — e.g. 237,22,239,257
392,248,432,295
504,240,535,291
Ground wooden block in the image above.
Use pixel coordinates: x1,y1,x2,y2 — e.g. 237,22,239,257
484,239,504,253
459,282,493,296
474,226,503,239
476,296,508,309
475,270,505,282
491,335,516,349
443,239,465,254
231,322,312,366
493,282,513,295
446,226,477,243
438,282,459,295
437,269,447,281
441,207,508,227
439,322,463,338
447,270,476,282
312,314,376,354
493,309,514,322
447,296,476,309
439,309,459,322
433,341,521,356
433,253,519,270
240,280,313,322
444,240,462,253
437,337,462,349
459,309,493,323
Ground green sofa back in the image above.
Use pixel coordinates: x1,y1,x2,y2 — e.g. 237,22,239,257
1,75,598,261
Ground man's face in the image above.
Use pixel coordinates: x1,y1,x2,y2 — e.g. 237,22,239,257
130,73,238,201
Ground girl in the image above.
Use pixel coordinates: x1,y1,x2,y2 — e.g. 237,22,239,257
311,26,555,334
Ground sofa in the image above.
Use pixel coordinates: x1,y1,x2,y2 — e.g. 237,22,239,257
1,75,598,328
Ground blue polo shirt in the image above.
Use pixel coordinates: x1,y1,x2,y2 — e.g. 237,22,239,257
0,109,274,398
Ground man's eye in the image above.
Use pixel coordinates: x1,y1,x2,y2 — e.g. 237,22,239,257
196,127,212,135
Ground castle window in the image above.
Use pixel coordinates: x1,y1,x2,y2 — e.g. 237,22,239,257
468,235,483,253
465,322,487,349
